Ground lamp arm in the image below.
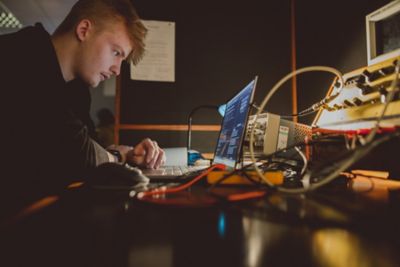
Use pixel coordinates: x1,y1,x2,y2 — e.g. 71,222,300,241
187,105,219,151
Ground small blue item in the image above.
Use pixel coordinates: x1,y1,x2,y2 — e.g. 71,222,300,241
188,150,204,165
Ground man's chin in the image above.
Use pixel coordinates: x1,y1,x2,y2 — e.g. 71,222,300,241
77,75,100,88
88,80,100,88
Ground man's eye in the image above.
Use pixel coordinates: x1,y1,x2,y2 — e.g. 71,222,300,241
113,50,121,56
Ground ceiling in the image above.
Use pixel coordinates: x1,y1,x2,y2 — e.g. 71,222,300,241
0,0,76,34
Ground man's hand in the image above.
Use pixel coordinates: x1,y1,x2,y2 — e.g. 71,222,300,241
125,138,166,169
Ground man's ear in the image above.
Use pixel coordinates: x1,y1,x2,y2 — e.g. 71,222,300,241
75,19,93,42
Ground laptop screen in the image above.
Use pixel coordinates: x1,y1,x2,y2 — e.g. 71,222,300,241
213,77,257,169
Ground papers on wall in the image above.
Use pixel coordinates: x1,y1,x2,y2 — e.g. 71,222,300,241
130,20,175,82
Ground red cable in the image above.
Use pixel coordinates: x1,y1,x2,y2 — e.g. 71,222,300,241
137,164,226,199
313,126,398,136
226,191,267,201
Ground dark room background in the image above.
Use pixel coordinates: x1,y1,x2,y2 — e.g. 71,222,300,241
115,0,392,153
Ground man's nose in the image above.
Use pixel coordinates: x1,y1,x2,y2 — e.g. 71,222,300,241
110,62,121,76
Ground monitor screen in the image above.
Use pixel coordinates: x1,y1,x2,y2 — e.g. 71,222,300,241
366,1,400,65
213,77,257,169
375,11,400,57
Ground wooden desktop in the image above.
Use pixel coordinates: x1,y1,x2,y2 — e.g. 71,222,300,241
1,172,400,267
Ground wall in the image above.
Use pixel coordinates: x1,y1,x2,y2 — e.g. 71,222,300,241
118,0,293,152
90,76,116,126
295,0,392,124
108,0,393,152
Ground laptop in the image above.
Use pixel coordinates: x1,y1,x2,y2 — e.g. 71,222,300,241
142,76,258,181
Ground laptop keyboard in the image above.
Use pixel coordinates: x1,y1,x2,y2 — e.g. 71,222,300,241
142,165,208,177
162,166,190,176
143,166,190,176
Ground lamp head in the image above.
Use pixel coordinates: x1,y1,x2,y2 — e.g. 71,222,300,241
218,104,226,117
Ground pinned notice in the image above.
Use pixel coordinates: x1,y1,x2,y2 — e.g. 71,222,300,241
130,20,175,82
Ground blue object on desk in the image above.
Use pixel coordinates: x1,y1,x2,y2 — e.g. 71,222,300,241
188,150,204,165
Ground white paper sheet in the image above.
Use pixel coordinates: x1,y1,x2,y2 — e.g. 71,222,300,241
130,20,175,82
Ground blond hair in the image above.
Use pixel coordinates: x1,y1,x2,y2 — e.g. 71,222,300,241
54,0,147,65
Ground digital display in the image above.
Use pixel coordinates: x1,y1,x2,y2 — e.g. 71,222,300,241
213,78,257,169
376,11,400,57
367,1,400,65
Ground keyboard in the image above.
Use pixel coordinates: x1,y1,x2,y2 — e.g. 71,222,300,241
147,166,190,176
142,165,208,179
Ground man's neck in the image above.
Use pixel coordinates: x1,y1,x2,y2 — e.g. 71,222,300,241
51,34,76,82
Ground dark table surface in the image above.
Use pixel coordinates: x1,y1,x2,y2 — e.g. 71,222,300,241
1,179,400,267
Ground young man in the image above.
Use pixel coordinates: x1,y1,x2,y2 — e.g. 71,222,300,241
0,0,165,215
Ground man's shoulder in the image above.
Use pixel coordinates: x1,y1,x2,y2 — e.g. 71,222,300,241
0,23,63,101
0,23,49,48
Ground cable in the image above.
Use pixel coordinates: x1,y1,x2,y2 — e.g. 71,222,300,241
207,164,271,190
299,129,400,193
146,130,354,202
137,162,270,203
249,66,351,193
364,58,400,144
207,168,243,190
280,109,318,119
258,127,398,194
294,146,308,176
226,191,267,201
257,132,346,162
136,164,225,199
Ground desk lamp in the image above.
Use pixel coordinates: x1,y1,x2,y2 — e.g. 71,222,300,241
186,104,226,164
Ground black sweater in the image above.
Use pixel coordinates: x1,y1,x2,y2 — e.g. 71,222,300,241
0,23,109,215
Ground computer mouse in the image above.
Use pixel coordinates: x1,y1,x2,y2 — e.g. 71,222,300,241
87,162,150,189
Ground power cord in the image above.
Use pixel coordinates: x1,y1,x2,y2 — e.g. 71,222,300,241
136,164,226,199
364,58,400,143
249,65,400,194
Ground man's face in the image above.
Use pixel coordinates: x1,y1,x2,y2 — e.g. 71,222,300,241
76,21,133,88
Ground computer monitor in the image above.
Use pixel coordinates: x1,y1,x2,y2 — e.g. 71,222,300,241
213,77,257,169
366,0,400,65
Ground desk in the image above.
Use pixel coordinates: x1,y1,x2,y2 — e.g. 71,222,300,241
1,182,400,267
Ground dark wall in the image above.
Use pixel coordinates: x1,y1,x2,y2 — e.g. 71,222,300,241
295,0,392,124
120,0,293,151
119,0,392,151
